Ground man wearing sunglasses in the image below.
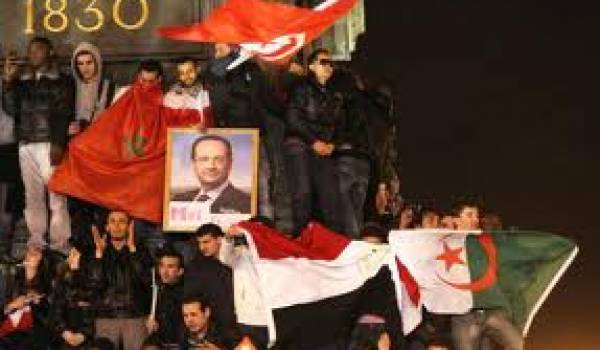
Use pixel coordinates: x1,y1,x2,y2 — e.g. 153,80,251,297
283,48,345,237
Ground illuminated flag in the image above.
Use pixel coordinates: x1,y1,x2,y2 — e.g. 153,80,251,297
236,221,392,347
49,82,211,222
389,230,579,335
157,0,359,63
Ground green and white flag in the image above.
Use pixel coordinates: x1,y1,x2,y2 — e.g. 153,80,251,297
389,229,578,335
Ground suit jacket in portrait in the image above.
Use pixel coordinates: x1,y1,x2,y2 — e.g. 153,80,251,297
172,184,251,214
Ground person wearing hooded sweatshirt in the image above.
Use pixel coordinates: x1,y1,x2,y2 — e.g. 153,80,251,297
68,42,116,135
67,42,116,251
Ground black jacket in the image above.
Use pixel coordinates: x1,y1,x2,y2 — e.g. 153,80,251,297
50,263,96,345
87,243,152,318
184,254,238,349
152,281,185,346
205,55,264,129
2,66,74,146
328,70,374,162
180,322,229,350
285,77,344,145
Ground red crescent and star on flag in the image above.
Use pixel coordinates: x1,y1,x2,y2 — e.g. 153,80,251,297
435,233,498,292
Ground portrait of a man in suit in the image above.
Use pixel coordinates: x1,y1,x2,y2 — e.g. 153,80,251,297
171,134,251,214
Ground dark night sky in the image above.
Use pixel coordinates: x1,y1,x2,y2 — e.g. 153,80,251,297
364,0,598,348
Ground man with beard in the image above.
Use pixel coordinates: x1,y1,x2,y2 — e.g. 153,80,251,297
164,57,212,123
87,211,152,350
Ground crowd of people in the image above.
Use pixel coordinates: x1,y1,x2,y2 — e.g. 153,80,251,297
0,35,522,350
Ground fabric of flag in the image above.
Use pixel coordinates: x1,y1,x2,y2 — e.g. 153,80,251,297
157,0,359,62
49,81,211,222
0,306,33,338
236,221,390,347
389,229,578,335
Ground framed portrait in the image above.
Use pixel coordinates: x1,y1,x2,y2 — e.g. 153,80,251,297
163,128,259,232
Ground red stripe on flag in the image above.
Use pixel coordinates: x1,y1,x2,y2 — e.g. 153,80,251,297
0,309,33,337
238,221,350,260
396,257,421,306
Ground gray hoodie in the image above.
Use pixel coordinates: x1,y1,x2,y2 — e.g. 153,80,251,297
70,42,113,122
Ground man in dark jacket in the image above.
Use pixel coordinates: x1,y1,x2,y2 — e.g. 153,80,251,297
205,43,290,223
204,43,263,129
283,48,345,236
145,246,185,349
2,37,74,254
87,210,152,350
328,69,374,238
184,225,237,349
181,294,229,350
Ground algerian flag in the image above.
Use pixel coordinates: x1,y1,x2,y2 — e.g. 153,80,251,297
389,229,578,335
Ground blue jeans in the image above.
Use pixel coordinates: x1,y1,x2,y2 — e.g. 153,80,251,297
451,309,524,350
337,156,370,238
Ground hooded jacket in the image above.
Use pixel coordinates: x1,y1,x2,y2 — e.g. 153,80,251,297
70,42,115,124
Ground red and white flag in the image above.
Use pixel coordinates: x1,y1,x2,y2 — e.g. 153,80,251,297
236,221,389,346
158,0,359,63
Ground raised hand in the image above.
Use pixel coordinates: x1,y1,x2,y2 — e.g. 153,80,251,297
92,225,107,258
127,220,136,253
312,140,330,156
67,248,81,271
3,51,19,83
226,225,245,238
145,316,159,333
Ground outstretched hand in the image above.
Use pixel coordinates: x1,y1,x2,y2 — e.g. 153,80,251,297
3,52,19,83
67,248,81,271
92,225,107,259
127,220,136,253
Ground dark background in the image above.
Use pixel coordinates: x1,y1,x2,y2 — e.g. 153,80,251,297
363,0,597,348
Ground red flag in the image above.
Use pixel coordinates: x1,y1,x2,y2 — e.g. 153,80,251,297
49,81,211,223
0,308,33,337
157,0,359,62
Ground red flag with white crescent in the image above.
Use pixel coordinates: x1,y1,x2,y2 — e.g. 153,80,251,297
157,0,359,63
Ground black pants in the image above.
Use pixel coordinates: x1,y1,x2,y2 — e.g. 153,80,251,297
283,140,344,236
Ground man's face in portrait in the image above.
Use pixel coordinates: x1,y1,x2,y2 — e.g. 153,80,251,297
192,139,232,191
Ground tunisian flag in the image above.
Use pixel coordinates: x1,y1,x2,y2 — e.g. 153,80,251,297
158,0,359,62
49,81,211,222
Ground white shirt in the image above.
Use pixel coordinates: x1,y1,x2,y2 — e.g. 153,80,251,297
219,238,269,326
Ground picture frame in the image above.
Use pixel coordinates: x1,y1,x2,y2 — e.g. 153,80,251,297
163,127,259,232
